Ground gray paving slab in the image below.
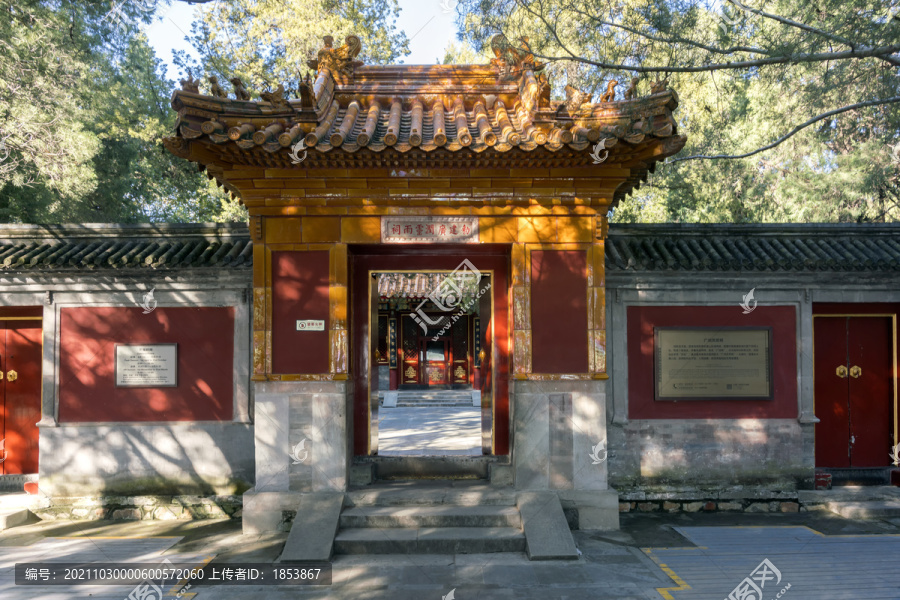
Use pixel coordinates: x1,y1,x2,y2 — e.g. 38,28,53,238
378,406,481,455
0,536,207,599
5,510,900,599
645,525,900,599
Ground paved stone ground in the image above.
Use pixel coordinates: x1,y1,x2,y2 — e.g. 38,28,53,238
378,407,481,456
3,510,900,599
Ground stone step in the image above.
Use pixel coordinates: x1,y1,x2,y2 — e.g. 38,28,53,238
394,397,474,400
346,482,516,507
0,508,32,531
333,526,525,554
826,500,900,519
361,457,497,481
395,392,473,398
393,402,474,407
340,505,521,529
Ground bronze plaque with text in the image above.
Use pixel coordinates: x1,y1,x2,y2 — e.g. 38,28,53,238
654,327,773,400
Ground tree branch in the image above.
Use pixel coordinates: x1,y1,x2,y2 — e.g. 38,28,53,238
728,0,858,50
669,95,900,162
530,44,900,73
568,6,772,57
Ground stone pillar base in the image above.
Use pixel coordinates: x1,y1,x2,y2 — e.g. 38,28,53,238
241,489,302,534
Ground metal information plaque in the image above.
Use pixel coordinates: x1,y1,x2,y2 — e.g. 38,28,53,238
114,344,178,387
654,327,773,401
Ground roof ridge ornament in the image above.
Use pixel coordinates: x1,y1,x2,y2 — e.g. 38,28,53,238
179,69,200,93
230,77,251,101
307,35,363,83
260,83,290,109
296,72,317,114
564,85,592,116
490,34,544,81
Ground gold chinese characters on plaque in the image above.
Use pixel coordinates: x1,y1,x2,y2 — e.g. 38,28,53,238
382,217,479,244
654,327,773,401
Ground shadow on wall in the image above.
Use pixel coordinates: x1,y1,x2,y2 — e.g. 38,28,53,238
39,422,254,497
612,418,811,491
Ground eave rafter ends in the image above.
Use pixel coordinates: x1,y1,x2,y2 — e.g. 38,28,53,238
164,33,686,202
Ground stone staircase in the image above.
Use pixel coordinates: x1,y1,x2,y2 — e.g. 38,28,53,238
381,390,478,408
277,482,581,562
0,492,37,531
333,482,525,554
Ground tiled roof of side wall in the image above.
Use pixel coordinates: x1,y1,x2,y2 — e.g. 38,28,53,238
604,224,900,272
0,222,898,272
0,223,252,270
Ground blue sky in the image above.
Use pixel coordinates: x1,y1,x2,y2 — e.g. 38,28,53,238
145,0,461,79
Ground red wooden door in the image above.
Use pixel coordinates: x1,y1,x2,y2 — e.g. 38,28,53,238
847,317,893,466
422,338,450,386
1,321,42,475
814,316,894,468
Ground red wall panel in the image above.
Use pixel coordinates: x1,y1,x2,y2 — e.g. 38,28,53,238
58,307,234,422
627,305,798,419
531,250,589,373
272,251,330,374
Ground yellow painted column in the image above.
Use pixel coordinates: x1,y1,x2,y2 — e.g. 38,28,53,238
511,241,531,378
329,243,349,377
250,216,268,380
589,215,608,377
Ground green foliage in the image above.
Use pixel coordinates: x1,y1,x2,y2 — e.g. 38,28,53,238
0,0,408,224
440,40,491,64
0,0,238,223
175,0,409,97
455,0,900,223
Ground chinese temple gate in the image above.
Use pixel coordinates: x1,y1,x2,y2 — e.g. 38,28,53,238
164,34,685,539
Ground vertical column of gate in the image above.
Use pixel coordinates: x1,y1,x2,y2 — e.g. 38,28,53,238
479,279,493,454
511,244,531,377
589,218,608,376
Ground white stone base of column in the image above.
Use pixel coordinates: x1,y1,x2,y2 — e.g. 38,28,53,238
241,489,302,534
558,489,620,530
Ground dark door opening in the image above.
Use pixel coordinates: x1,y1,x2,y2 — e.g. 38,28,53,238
349,247,510,462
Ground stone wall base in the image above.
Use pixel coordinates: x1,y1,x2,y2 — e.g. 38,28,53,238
619,498,803,513
29,495,242,521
